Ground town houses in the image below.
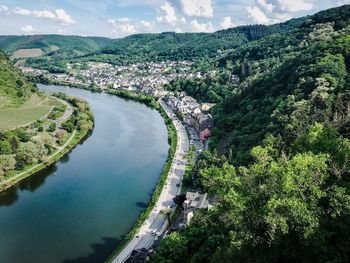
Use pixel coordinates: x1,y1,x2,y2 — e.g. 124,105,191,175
163,91,214,141
20,60,213,145
23,60,195,95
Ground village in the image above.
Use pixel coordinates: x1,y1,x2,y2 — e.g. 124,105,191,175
20,61,215,253
21,60,214,144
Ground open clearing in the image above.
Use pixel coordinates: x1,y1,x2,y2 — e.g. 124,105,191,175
11,48,43,59
0,95,63,130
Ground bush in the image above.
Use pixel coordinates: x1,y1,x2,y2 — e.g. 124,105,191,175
0,140,12,155
47,123,56,132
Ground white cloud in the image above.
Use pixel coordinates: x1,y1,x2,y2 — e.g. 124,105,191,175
276,0,313,12
257,0,275,12
32,10,56,19
58,28,67,34
108,18,155,37
13,7,75,25
179,0,213,17
140,20,154,31
336,0,350,5
54,9,75,24
0,5,8,12
220,16,235,29
157,2,177,25
21,25,35,33
274,12,292,22
246,6,272,24
189,19,214,32
108,18,136,36
13,7,32,16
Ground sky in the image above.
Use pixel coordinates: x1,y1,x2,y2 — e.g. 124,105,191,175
0,0,348,38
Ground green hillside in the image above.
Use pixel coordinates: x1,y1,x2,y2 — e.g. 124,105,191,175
0,34,111,55
87,18,305,64
0,17,305,72
0,50,36,108
153,5,350,263
0,35,111,73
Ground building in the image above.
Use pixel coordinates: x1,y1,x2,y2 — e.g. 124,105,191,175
184,191,209,209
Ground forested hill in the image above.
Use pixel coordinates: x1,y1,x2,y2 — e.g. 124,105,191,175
89,18,305,64
212,4,350,164
0,51,36,108
0,34,111,56
152,5,350,263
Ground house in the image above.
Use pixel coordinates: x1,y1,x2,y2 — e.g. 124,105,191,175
201,103,216,112
184,191,209,209
200,128,211,141
231,74,240,84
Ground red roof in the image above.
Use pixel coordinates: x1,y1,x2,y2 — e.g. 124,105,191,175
200,128,211,140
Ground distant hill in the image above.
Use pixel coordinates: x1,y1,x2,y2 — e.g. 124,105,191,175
0,16,306,71
87,17,306,64
0,51,36,108
0,35,112,73
153,5,350,263
0,35,111,57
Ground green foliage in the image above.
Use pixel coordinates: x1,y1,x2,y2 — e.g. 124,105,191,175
211,8,350,165
47,122,56,132
155,5,350,263
16,128,31,142
0,140,11,154
0,35,111,73
0,51,34,108
152,232,188,263
97,22,304,65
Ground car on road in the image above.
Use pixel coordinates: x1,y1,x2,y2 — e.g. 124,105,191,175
151,229,158,236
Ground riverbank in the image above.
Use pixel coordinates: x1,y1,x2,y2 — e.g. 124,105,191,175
105,98,178,262
0,96,94,192
109,98,188,263
35,80,181,262
33,81,184,262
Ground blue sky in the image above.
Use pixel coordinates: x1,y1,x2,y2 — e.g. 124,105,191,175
0,0,348,38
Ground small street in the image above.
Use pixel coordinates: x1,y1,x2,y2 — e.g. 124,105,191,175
111,99,189,263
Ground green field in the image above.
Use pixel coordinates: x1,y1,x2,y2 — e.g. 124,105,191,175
0,105,51,130
0,95,62,130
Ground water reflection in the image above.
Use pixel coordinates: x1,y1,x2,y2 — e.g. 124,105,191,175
61,237,120,263
0,84,168,263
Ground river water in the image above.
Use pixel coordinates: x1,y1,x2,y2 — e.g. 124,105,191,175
0,84,169,263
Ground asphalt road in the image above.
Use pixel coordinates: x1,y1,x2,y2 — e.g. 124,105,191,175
111,99,189,263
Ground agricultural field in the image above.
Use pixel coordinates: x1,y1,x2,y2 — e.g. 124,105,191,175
11,48,43,59
0,94,62,130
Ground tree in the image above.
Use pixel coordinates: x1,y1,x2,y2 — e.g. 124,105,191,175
161,207,172,226
0,140,12,155
152,232,188,263
10,137,20,152
16,129,30,142
47,123,56,132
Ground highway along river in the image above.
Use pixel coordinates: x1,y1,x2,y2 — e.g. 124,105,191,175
0,84,169,263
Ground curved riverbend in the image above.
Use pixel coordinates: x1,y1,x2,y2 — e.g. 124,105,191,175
0,84,169,263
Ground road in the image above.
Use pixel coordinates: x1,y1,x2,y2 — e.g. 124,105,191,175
111,99,189,263
0,98,75,190
53,97,73,125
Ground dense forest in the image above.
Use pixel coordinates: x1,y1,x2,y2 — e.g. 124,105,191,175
0,17,305,72
0,50,36,108
152,5,350,263
93,19,305,64
0,35,111,73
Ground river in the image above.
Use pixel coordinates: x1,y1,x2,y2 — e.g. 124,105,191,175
0,84,169,263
